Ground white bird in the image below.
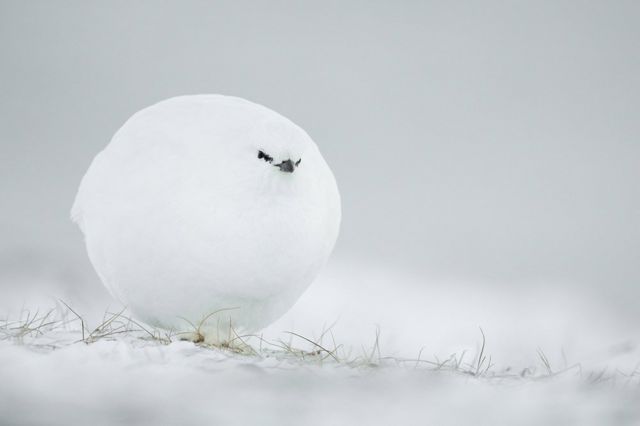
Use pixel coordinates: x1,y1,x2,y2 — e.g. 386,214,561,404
72,95,341,343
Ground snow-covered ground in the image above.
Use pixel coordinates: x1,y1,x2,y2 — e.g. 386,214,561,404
1,259,639,425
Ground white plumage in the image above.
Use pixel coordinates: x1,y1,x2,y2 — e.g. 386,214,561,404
72,95,341,342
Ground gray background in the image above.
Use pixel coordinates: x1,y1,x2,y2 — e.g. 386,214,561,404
1,1,638,311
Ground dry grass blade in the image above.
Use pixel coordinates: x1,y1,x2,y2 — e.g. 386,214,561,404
369,326,381,364
475,327,487,376
58,300,86,341
284,331,340,362
537,348,553,375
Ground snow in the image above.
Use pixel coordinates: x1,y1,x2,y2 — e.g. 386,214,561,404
1,260,639,425
0,337,638,426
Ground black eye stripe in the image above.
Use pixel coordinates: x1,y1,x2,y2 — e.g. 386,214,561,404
258,150,273,163
258,151,302,167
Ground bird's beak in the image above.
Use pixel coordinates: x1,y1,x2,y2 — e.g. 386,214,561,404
275,159,295,173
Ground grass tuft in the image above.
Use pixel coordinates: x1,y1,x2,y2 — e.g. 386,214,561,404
1,303,638,388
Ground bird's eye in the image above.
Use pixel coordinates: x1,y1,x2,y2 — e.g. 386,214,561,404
258,150,273,163
295,159,301,166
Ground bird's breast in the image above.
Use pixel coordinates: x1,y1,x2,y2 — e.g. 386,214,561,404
170,181,334,298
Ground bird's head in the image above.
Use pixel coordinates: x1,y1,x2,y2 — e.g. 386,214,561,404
183,96,328,197
252,118,308,176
